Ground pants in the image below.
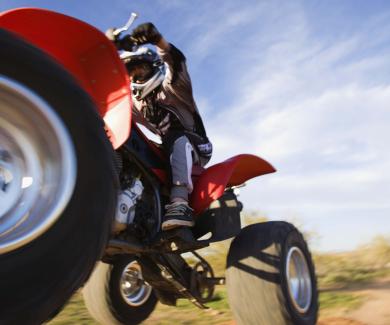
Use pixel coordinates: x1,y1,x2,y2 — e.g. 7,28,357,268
163,131,195,201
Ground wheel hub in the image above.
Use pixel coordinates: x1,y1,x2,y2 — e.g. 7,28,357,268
286,246,312,313
0,75,76,254
0,148,20,218
120,260,152,307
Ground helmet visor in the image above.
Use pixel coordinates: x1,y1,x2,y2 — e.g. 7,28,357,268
127,63,153,83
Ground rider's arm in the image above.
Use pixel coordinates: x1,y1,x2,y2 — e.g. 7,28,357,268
129,23,190,86
130,23,197,113
156,37,170,51
155,37,193,88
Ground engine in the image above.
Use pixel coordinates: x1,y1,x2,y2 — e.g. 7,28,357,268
111,151,160,239
113,178,144,232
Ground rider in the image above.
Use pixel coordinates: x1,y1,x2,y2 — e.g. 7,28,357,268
120,23,212,231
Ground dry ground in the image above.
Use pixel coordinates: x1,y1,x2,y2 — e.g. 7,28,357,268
49,279,390,325
213,279,390,325
319,279,390,325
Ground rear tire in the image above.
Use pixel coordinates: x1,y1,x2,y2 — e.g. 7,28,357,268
0,30,117,324
226,221,318,325
83,256,158,325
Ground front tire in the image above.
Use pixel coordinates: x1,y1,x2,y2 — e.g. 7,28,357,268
83,256,158,325
0,30,117,324
226,222,318,325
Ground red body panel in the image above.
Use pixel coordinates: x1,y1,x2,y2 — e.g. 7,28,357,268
0,8,132,149
190,154,276,215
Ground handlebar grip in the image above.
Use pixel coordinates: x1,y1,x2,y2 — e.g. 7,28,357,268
119,35,137,51
105,28,118,42
105,29,135,51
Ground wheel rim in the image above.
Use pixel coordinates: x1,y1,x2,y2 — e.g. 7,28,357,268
120,260,153,307
0,75,76,254
286,246,312,313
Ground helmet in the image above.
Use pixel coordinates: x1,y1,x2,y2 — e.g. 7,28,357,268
120,47,165,100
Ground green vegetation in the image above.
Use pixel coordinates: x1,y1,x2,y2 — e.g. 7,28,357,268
48,288,233,325
318,267,390,288
315,235,390,288
319,292,364,311
49,288,366,324
48,293,96,325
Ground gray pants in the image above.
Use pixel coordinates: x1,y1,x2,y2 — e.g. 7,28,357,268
169,135,194,201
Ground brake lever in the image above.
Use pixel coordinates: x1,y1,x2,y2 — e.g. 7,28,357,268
113,12,138,36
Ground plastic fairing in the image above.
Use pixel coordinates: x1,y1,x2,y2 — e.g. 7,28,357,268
190,154,276,215
0,8,131,149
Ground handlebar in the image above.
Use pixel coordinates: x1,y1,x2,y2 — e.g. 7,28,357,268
106,12,139,52
113,12,138,36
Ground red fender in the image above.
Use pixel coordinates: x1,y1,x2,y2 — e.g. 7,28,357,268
190,154,276,215
0,8,131,149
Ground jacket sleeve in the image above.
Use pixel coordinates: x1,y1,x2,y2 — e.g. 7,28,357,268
157,43,197,113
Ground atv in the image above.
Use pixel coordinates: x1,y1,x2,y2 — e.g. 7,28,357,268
0,8,318,325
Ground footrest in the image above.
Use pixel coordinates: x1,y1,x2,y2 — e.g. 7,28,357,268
153,228,209,253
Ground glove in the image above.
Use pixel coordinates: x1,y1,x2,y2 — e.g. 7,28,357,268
119,35,137,51
130,22,162,45
105,28,136,51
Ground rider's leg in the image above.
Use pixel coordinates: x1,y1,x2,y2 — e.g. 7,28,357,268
162,133,194,230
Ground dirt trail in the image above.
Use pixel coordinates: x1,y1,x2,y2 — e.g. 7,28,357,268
318,318,365,325
319,280,390,325
220,281,390,325
346,287,390,325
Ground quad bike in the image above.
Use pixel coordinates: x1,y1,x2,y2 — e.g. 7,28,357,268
0,8,318,325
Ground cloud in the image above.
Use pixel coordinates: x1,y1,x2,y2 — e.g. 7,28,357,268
196,1,390,250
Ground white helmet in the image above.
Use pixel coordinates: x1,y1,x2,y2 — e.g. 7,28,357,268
121,47,165,100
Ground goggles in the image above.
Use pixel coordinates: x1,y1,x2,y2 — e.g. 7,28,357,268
127,63,153,83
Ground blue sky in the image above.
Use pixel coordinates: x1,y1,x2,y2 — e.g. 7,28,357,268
2,0,390,252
